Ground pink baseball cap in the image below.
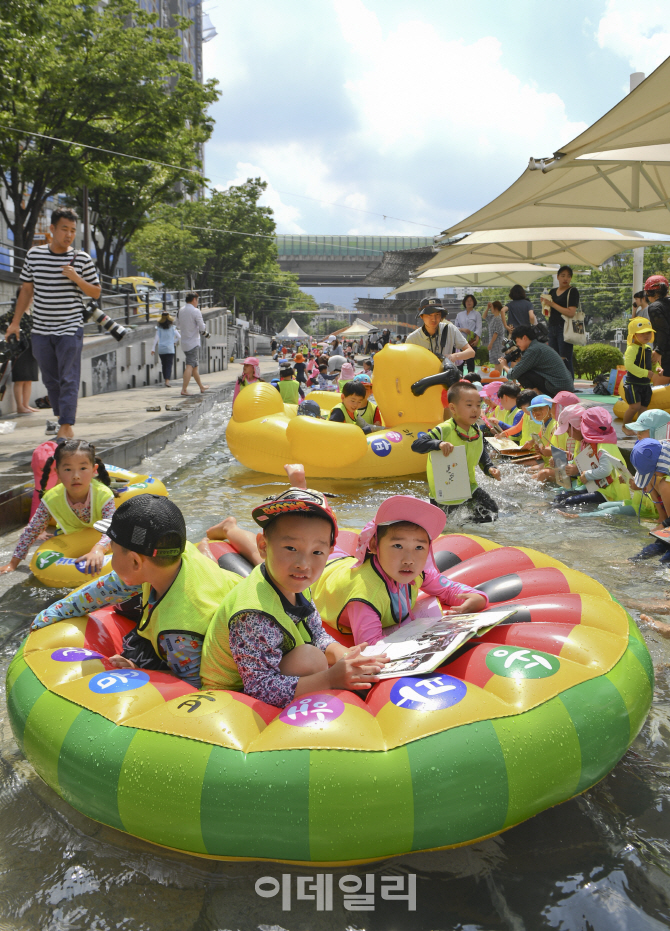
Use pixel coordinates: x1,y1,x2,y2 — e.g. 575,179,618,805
480,381,504,399
354,495,446,566
553,403,585,436
552,390,579,411
340,362,356,381
580,406,618,445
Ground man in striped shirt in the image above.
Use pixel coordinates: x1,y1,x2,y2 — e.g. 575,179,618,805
7,208,101,438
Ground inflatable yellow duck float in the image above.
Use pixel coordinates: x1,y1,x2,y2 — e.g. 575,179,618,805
226,344,452,478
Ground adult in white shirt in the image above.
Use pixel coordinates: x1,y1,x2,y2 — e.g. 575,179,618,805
454,294,482,374
176,293,209,395
406,298,474,365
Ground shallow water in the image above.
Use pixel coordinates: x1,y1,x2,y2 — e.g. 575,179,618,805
2,399,670,931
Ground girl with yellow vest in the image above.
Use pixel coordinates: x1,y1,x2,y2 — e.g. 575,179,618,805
200,488,389,706
0,439,117,576
30,496,241,688
554,407,628,509
313,495,487,646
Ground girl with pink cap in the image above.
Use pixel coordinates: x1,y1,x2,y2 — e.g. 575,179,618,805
233,357,262,400
313,495,487,646
554,406,628,509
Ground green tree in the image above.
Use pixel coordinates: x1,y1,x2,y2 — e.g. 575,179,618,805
0,0,218,266
128,180,318,328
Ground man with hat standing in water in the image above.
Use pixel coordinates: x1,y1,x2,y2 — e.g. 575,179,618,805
646,275,670,386
406,297,475,366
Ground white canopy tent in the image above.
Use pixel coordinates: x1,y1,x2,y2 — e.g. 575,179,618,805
442,56,670,237
275,318,311,340
419,227,670,272
334,318,379,337
390,263,558,294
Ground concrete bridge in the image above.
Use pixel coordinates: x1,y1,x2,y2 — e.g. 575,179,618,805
276,235,434,286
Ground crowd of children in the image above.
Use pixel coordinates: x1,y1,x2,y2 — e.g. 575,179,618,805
19,319,670,709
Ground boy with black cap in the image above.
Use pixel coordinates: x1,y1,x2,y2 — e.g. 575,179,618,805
200,487,388,707
30,495,241,687
405,297,475,365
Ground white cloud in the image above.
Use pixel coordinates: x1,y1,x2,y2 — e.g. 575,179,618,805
596,0,670,73
217,161,306,234
334,0,585,157
203,0,591,235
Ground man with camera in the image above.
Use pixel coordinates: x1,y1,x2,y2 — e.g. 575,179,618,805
499,325,574,396
6,207,100,437
646,275,670,386
406,297,475,366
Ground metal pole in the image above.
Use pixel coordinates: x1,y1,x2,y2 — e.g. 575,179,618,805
125,291,130,325
82,185,89,254
630,72,646,303
145,290,150,323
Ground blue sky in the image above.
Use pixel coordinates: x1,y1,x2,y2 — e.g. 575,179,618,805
202,0,670,307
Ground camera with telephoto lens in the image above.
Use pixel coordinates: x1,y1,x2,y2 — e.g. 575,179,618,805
83,301,128,342
0,333,29,364
502,337,521,365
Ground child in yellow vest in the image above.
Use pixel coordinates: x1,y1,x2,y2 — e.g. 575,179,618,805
496,389,535,440
328,380,381,432
200,488,389,706
554,407,628,509
550,391,580,451
0,439,116,576
520,395,556,468
29,496,240,687
411,381,501,522
490,383,524,431
314,495,487,646
277,364,302,404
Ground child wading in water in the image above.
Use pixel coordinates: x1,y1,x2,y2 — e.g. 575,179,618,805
233,357,262,400
554,407,628,510
411,381,501,522
0,439,116,575
200,487,389,706
314,496,487,646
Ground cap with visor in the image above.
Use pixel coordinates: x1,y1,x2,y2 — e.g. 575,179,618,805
107,495,186,558
252,487,338,544
529,394,554,423
353,495,446,567
417,297,446,320
626,409,670,438
627,317,655,345
553,403,585,436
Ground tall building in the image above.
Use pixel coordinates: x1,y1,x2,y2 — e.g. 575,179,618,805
137,0,217,83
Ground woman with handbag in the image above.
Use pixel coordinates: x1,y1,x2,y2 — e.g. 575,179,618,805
540,266,580,376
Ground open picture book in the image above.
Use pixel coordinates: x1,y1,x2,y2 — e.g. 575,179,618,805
362,606,517,678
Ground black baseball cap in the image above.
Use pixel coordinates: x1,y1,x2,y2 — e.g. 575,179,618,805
417,297,445,319
108,495,186,557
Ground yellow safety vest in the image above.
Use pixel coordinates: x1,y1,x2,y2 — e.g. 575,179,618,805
426,419,482,502
581,442,630,502
314,556,420,633
200,564,313,691
331,401,377,426
137,542,240,654
553,431,568,451
278,379,300,404
41,481,114,535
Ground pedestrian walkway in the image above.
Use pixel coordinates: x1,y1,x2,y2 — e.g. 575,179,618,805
0,357,278,473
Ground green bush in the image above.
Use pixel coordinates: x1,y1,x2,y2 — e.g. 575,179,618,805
573,343,623,379
475,343,490,364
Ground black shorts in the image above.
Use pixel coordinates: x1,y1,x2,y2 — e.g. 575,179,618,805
623,381,652,407
661,353,670,378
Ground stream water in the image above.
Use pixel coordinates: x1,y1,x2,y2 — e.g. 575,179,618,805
2,399,670,931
